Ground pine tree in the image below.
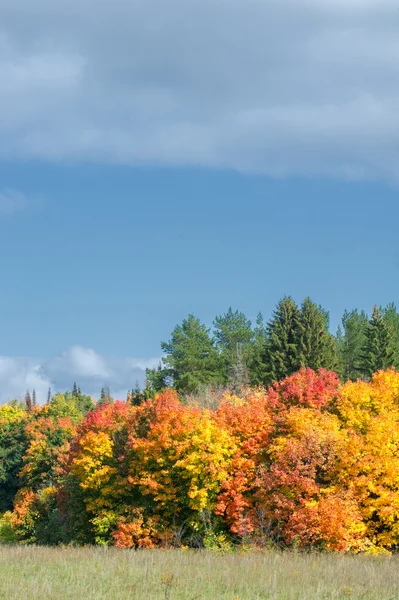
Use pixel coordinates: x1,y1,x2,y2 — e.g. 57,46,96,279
298,297,338,371
25,391,32,413
72,382,79,397
47,387,52,404
161,314,223,394
213,308,253,383
145,362,171,393
263,297,303,385
361,306,396,378
32,389,36,407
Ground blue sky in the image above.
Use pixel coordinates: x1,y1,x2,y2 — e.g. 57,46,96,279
1,0,399,402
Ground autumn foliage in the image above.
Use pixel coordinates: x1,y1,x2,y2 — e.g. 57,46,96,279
3,369,399,553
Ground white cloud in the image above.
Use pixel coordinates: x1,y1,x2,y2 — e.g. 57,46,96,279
1,0,399,177
0,346,159,405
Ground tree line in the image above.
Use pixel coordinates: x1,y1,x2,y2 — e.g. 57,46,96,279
3,369,399,553
143,298,399,395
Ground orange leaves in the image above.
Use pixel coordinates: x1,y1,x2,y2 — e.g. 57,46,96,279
6,369,399,552
128,397,236,517
113,509,160,549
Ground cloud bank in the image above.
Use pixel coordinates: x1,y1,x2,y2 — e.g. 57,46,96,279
0,346,159,405
1,0,399,178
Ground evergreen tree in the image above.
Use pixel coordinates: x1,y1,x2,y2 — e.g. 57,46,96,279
25,391,32,413
247,312,268,386
213,308,253,383
361,306,396,377
72,382,79,397
161,314,223,394
263,297,303,385
98,386,113,406
336,309,368,381
32,389,37,407
127,380,150,406
298,297,338,371
145,362,171,393
74,392,95,416
47,387,52,404
213,307,253,352
382,303,399,366
0,417,28,511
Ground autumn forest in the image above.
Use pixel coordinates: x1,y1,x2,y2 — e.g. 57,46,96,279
2,297,399,554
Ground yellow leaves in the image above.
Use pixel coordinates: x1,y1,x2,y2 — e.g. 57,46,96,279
338,370,399,431
0,404,25,425
71,431,120,509
129,405,237,517
336,371,399,549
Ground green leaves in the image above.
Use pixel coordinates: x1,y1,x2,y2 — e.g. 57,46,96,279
161,314,223,394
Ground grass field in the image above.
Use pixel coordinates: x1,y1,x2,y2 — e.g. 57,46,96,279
0,546,398,600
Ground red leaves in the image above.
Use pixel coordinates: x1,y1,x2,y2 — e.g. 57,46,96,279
7,369,399,552
268,368,340,412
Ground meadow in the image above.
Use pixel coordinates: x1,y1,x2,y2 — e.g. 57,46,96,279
0,546,398,600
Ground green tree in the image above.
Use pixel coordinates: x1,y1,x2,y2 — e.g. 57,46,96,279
298,298,338,371
0,411,28,511
46,393,83,423
263,297,303,385
382,303,399,366
336,309,368,381
98,386,113,407
213,307,253,383
247,312,268,386
74,392,95,416
161,314,223,394
361,306,396,377
145,362,171,394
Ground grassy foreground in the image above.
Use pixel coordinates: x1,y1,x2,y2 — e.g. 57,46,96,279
0,546,398,600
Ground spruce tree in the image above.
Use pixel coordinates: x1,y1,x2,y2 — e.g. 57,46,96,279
47,387,52,404
382,303,399,366
263,297,303,385
98,386,112,406
336,309,368,381
298,297,337,371
25,391,32,413
72,382,79,397
32,389,36,407
361,306,396,378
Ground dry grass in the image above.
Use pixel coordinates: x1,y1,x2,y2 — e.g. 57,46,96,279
0,546,398,599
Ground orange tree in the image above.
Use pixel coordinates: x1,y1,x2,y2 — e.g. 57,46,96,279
66,390,237,547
